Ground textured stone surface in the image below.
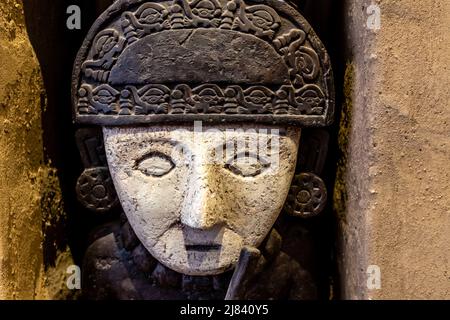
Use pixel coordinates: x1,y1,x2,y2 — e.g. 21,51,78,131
82,219,317,299
0,0,73,299
72,0,335,126
110,29,290,85
338,0,450,299
103,124,300,275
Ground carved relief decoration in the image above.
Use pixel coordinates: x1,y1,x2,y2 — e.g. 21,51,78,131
284,172,327,218
72,0,334,127
76,167,119,213
75,128,119,214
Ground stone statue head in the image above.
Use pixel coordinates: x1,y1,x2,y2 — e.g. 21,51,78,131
72,0,334,276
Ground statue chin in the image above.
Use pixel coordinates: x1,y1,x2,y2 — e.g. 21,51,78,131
147,224,245,276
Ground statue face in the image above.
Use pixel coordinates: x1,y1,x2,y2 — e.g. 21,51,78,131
103,124,301,276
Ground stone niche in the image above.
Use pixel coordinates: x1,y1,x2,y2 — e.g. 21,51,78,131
70,0,336,300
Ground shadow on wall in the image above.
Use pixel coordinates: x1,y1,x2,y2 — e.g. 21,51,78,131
22,0,345,299
23,0,117,268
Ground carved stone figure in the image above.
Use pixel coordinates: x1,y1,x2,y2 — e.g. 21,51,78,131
72,0,334,300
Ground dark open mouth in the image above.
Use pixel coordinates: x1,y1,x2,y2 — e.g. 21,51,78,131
185,244,222,252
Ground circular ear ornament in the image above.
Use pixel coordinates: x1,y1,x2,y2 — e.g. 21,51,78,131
284,172,327,218
76,167,119,213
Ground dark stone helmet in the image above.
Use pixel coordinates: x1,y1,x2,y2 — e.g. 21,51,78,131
72,0,334,127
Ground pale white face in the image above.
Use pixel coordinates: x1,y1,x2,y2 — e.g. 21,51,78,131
103,124,301,276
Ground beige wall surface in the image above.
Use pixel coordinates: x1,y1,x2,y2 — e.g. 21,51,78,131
339,0,450,299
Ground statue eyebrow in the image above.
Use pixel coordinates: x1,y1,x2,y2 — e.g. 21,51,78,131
214,137,279,159
145,138,179,146
116,137,179,146
219,129,284,144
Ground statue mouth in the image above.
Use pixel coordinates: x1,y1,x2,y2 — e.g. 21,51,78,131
185,244,222,252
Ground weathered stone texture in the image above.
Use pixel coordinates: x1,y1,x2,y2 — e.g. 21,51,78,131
339,0,450,299
0,0,72,299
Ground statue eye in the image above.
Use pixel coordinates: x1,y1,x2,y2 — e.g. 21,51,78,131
225,153,270,177
135,152,175,177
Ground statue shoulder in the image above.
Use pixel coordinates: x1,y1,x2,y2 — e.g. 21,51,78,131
84,221,123,260
82,221,141,300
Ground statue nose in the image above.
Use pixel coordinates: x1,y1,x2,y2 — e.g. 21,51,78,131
180,164,223,230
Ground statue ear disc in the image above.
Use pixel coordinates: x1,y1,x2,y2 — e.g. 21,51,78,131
76,167,119,214
284,172,327,218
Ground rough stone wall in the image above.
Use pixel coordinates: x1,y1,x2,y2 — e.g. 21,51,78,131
0,0,73,300
339,0,450,299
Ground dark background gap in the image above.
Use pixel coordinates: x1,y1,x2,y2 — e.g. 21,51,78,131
22,0,346,300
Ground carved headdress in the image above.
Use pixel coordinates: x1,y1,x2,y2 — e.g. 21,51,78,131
72,0,334,127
